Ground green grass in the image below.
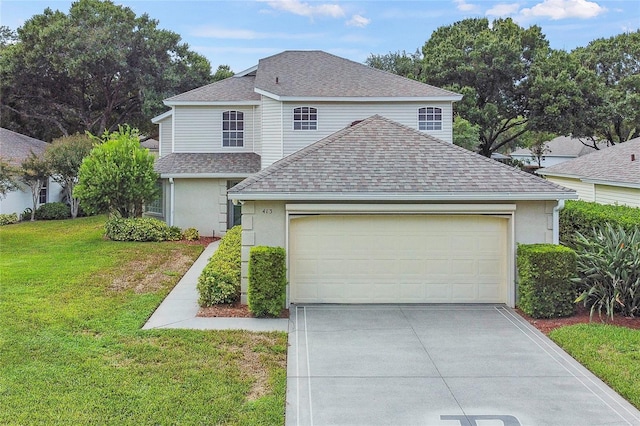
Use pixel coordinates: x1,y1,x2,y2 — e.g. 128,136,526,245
0,216,287,425
550,324,640,409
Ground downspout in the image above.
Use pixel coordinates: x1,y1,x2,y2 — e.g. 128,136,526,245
552,199,565,245
169,178,175,226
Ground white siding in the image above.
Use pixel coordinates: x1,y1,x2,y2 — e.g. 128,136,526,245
546,176,595,202
252,105,262,157
595,184,640,208
281,101,454,157
260,96,284,168
173,106,256,153
158,116,172,157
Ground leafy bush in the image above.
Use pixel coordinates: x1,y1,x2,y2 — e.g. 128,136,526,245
561,200,640,247
21,208,32,221
517,243,577,318
104,217,182,242
0,213,19,226
183,227,199,241
248,246,287,317
34,202,71,220
573,224,640,319
197,226,241,306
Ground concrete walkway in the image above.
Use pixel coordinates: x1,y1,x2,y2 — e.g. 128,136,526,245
142,241,289,332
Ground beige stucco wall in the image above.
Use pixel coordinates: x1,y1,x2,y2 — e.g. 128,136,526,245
172,178,229,237
238,199,556,304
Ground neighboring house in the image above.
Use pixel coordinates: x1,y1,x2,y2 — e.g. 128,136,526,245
140,138,159,158
151,50,462,236
538,137,640,208
229,115,576,307
0,128,63,216
510,136,601,168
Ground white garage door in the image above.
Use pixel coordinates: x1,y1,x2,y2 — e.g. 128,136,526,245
289,215,508,304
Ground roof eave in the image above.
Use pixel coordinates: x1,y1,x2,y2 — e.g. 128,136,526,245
159,173,255,179
151,110,173,123
163,100,261,107
228,191,578,202
254,88,463,102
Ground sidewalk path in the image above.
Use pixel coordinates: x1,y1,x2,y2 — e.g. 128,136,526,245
142,241,290,332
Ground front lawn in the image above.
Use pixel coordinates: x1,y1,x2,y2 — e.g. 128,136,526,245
0,216,287,425
550,324,640,409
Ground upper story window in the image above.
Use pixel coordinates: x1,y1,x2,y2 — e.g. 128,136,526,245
223,111,244,147
418,107,442,131
293,107,317,130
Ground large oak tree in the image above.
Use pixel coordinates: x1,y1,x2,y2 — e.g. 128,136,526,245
0,0,212,141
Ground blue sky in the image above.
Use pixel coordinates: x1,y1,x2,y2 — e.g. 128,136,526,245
2,0,639,72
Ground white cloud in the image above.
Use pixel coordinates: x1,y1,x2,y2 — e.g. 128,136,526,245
486,3,521,17
521,0,607,20
191,26,323,40
346,14,371,28
454,0,479,12
260,0,345,18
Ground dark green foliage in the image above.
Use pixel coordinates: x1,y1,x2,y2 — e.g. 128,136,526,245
560,200,640,247
34,202,71,220
182,227,199,241
0,213,19,225
517,244,577,318
573,224,640,319
248,246,287,318
104,216,181,242
197,226,241,306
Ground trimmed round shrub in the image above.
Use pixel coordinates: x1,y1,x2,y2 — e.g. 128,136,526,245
183,227,200,241
34,202,71,220
105,216,181,242
0,213,19,226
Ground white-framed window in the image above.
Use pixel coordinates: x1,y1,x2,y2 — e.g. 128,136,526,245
293,107,317,130
38,180,47,204
145,181,163,215
418,107,442,131
223,111,244,147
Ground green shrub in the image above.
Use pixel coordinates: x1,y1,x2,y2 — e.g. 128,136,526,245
0,213,19,226
517,243,577,318
248,246,287,318
561,200,640,247
34,202,71,220
573,224,640,319
183,227,199,241
104,216,181,242
21,208,32,221
197,226,241,306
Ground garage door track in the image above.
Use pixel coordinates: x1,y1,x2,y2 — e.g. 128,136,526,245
286,305,640,426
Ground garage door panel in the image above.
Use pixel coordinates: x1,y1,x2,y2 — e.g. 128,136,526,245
290,215,508,304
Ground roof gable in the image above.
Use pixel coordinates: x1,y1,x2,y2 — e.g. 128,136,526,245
0,128,48,166
511,136,603,158
538,137,640,186
229,116,575,200
165,75,261,104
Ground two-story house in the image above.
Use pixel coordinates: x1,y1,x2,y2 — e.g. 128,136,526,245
151,50,462,236
153,50,576,307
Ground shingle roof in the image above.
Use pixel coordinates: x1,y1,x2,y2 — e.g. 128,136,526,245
164,51,461,103
254,51,460,99
154,153,261,176
538,137,640,186
0,128,48,166
141,138,159,150
510,136,602,158
166,75,260,103
229,116,575,200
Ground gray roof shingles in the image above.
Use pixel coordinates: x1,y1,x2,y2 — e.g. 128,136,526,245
538,137,640,185
0,128,48,166
155,153,261,175
229,116,574,198
511,136,602,158
166,51,460,102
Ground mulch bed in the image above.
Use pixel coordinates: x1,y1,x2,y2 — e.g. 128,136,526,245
181,236,218,246
518,304,640,335
198,302,289,319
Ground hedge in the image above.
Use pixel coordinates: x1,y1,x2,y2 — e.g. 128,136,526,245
517,243,577,318
34,202,71,220
104,216,182,242
197,226,241,306
560,200,640,247
248,246,287,317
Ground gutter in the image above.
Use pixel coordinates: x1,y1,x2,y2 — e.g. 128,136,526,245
169,178,175,226
553,200,565,245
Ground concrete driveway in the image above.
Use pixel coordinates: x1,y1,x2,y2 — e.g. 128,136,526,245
286,305,640,426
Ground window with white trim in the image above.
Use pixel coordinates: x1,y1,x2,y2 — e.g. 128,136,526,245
222,111,244,147
418,107,442,131
38,180,47,204
293,107,317,130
